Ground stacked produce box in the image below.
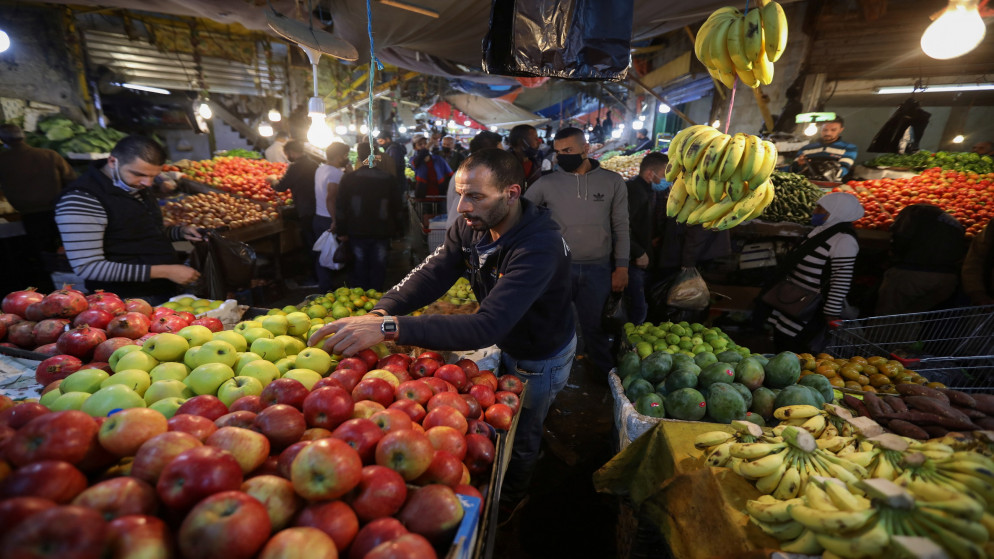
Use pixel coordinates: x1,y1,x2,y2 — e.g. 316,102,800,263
175,156,291,206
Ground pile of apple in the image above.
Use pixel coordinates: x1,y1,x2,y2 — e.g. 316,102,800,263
179,156,292,206
0,344,523,558
162,192,281,230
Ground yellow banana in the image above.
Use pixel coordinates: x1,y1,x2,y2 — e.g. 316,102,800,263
755,460,788,495
739,135,763,182
666,176,690,218
753,43,775,85
707,178,724,203
919,498,985,523
746,140,778,186
800,414,827,438
746,496,802,523
824,481,867,512
698,195,738,226
774,405,822,421
714,69,736,89
938,471,994,508
694,430,734,450
873,453,898,480
938,459,994,480
804,482,839,512
844,451,879,469
744,179,775,222
760,1,788,63
772,465,801,500
715,133,746,182
706,16,737,74
701,134,731,178
686,192,715,226
694,168,710,202
667,125,705,167
681,127,722,172
980,512,994,539
949,451,994,470
790,504,875,532
743,7,764,65
749,517,804,541
917,508,989,544
735,65,760,88
920,524,989,559
815,519,889,559
676,194,703,224
705,440,734,467
779,529,824,554
739,448,790,479
694,8,740,62
713,180,770,230
730,441,788,460
725,16,752,72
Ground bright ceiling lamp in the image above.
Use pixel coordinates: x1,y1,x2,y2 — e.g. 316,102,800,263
268,109,282,122
197,101,212,119
632,120,644,130
115,83,171,95
258,121,274,137
876,83,994,94
658,103,671,113
335,124,347,135
398,125,408,134
952,134,965,143
0,30,10,53
804,123,818,136
921,0,986,59
307,115,333,148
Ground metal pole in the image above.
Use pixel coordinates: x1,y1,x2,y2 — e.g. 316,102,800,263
628,74,697,126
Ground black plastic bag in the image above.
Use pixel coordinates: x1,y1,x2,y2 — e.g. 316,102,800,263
602,291,629,335
482,0,633,81
648,273,710,325
190,230,256,299
333,238,352,266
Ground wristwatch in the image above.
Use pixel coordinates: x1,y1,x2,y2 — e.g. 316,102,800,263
380,316,399,341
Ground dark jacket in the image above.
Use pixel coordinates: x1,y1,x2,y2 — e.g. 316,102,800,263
890,204,966,274
0,142,76,214
384,142,407,186
374,198,575,360
273,155,320,218
335,166,401,239
655,187,731,269
626,176,652,265
411,149,453,198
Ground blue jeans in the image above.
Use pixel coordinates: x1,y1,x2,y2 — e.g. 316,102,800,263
349,237,389,291
499,333,576,503
312,215,336,292
571,263,614,374
626,266,648,325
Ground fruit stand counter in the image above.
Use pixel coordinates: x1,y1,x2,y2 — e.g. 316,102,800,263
219,219,285,282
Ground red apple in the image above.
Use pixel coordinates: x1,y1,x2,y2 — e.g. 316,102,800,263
106,515,173,559
0,505,108,559
419,376,450,396
230,395,266,414
365,533,438,559
5,410,98,466
156,446,243,510
408,357,440,380
356,348,379,369
352,400,386,419
498,375,524,395
241,474,303,531
260,378,309,410
374,429,434,481
249,455,281,478
370,408,413,434
257,526,339,559
191,316,224,332
207,426,271,474
417,351,443,362
388,399,426,424
349,464,408,523
495,391,520,413
434,364,467,392
290,437,363,500
0,460,87,503
0,496,58,543
302,386,354,430
178,490,271,559
425,426,468,461
276,440,312,479
484,403,514,431
300,427,333,441
461,394,482,420
463,433,496,476
329,367,364,393
466,419,497,441
378,353,412,371
426,392,470,417
397,484,464,545
422,405,469,434
167,413,218,442
0,402,49,429
455,358,480,378
295,500,359,552
351,378,395,407
254,404,307,450
98,407,169,457
348,517,408,559
215,410,259,430
70,476,158,519
470,371,499,391
395,380,433,406
414,450,464,487
175,395,229,421
380,362,411,384
332,418,384,464
468,385,496,409
131,430,203,484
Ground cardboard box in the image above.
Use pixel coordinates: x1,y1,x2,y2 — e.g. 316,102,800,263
739,242,777,270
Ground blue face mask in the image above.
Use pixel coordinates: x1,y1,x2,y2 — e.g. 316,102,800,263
811,213,828,226
652,178,671,192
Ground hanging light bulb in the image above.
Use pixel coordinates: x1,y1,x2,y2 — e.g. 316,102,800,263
463,119,471,127
952,134,965,143
658,104,671,114
307,115,334,148
490,126,498,132
632,120,644,130
462,127,471,134
618,123,625,130
398,125,408,134
258,121,274,137
435,120,442,126
198,102,213,120
638,115,646,122
711,119,721,128
611,129,622,139
804,122,819,136
447,120,456,129
268,109,282,122
360,124,369,134
349,123,357,132
0,30,11,54
921,0,986,60
335,124,348,135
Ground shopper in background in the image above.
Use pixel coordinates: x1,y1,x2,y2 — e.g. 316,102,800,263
270,140,321,285
0,123,77,289
376,131,407,189
434,135,465,174
973,141,994,157
962,221,994,306
264,131,289,164
790,116,858,182
624,129,654,155
311,148,574,525
526,126,629,375
410,135,453,199
625,152,667,324
335,143,401,291
313,142,351,291
876,204,967,315
766,192,863,352
507,124,546,188
445,131,502,230
54,135,202,302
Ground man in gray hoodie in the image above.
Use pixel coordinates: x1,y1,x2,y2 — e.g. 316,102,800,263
525,127,629,375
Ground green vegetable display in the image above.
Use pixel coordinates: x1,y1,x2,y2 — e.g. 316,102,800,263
864,150,994,174
23,115,127,155
761,172,824,224
219,148,262,159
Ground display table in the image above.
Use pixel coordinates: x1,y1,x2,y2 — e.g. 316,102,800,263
220,219,284,282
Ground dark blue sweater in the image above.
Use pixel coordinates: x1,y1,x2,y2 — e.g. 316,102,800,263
375,198,575,360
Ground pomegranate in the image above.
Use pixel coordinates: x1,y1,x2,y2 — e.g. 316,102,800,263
124,298,154,317
34,343,60,357
85,291,126,315
176,311,196,323
106,312,151,339
0,313,23,329
7,320,37,348
93,337,137,362
150,314,189,334
83,362,112,373
56,325,108,360
1,288,45,316
39,285,89,319
32,319,71,346
135,333,156,345
191,317,224,332
0,342,16,348
24,301,46,321
0,321,5,342
73,308,114,330
151,307,177,320
35,354,83,386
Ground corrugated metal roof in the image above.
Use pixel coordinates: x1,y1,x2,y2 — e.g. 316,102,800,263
84,30,286,97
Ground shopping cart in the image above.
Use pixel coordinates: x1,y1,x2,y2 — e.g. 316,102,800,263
825,305,994,392
407,195,447,265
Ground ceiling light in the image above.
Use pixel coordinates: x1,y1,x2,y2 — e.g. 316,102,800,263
360,124,369,134
268,109,282,122
349,123,356,131
307,115,333,148
658,104,671,113
618,123,625,130
0,30,10,54
447,120,456,128
875,83,994,94
398,125,408,134
638,115,646,121
463,120,471,126
611,129,621,139
490,126,498,132
114,83,171,95
462,127,471,134
335,124,347,135
632,120,644,130
197,102,213,120
258,122,274,137
804,123,818,136
711,119,721,128
952,134,965,143
921,0,986,60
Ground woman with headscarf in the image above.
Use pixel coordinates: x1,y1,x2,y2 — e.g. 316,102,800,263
766,192,864,352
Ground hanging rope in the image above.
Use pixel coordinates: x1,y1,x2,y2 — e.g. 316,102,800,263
723,0,750,134
366,0,383,168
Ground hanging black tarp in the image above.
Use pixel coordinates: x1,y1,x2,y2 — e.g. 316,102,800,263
482,0,634,81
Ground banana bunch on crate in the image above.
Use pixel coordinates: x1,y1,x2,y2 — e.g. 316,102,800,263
694,419,771,470
747,477,992,558
695,1,788,88
664,124,778,230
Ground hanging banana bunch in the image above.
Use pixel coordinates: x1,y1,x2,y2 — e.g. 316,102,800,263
694,1,787,88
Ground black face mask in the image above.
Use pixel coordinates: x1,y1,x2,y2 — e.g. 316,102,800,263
557,153,584,173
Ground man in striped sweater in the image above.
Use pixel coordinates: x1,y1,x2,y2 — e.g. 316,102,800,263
791,116,858,182
55,136,202,303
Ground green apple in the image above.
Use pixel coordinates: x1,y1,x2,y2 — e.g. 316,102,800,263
50,391,91,411
101,369,152,397
234,320,262,334
234,352,264,374
142,333,190,362
217,376,265,407
281,305,297,314
250,337,287,363
149,396,186,418
212,330,248,352
261,315,290,337
186,340,239,369
238,359,280,386
276,335,306,356
177,324,214,347
114,351,159,374
186,363,235,395
294,348,333,376
285,312,312,336
109,345,143,371
81,384,146,417
275,355,297,375
40,387,62,407
282,368,322,390
307,324,326,342
144,379,194,405
310,318,324,326
150,362,190,383
61,368,111,394
241,327,275,345
266,308,286,316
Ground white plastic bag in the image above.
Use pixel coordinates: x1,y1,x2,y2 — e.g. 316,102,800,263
313,231,344,270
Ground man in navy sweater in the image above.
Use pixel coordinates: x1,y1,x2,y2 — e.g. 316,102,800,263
791,116,858,182
309,148,575,518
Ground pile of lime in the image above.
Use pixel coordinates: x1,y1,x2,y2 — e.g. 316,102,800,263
162,296,224,314
624,321,751,358
272,287,383,321
443,277,477,306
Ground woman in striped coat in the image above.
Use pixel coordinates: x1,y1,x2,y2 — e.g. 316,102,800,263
768,192,864,352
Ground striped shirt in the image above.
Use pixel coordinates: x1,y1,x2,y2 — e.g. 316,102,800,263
769,231,858,337
55,190,184,283
796,139,858,172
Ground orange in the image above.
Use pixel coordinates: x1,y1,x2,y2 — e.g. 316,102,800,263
926,381,947,389
878,363,899,378
862,364,879,377
817,353,834,361
834,358,849,368
861,385,877,393
878,383,897,394
840,365,862,382
857,375,870,386
869,373,890,387
850,356,868,366
828,377,845,388
867,356,888,367
844,381,863,390
802,357,817,371
816,365,838,378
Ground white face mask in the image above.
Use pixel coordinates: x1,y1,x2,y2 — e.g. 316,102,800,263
110,161,138,193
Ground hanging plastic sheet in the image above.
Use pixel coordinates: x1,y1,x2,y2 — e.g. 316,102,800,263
483,0,634,81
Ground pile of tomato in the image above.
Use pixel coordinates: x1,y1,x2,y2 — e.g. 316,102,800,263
179,157,292,206
833,167,993,238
